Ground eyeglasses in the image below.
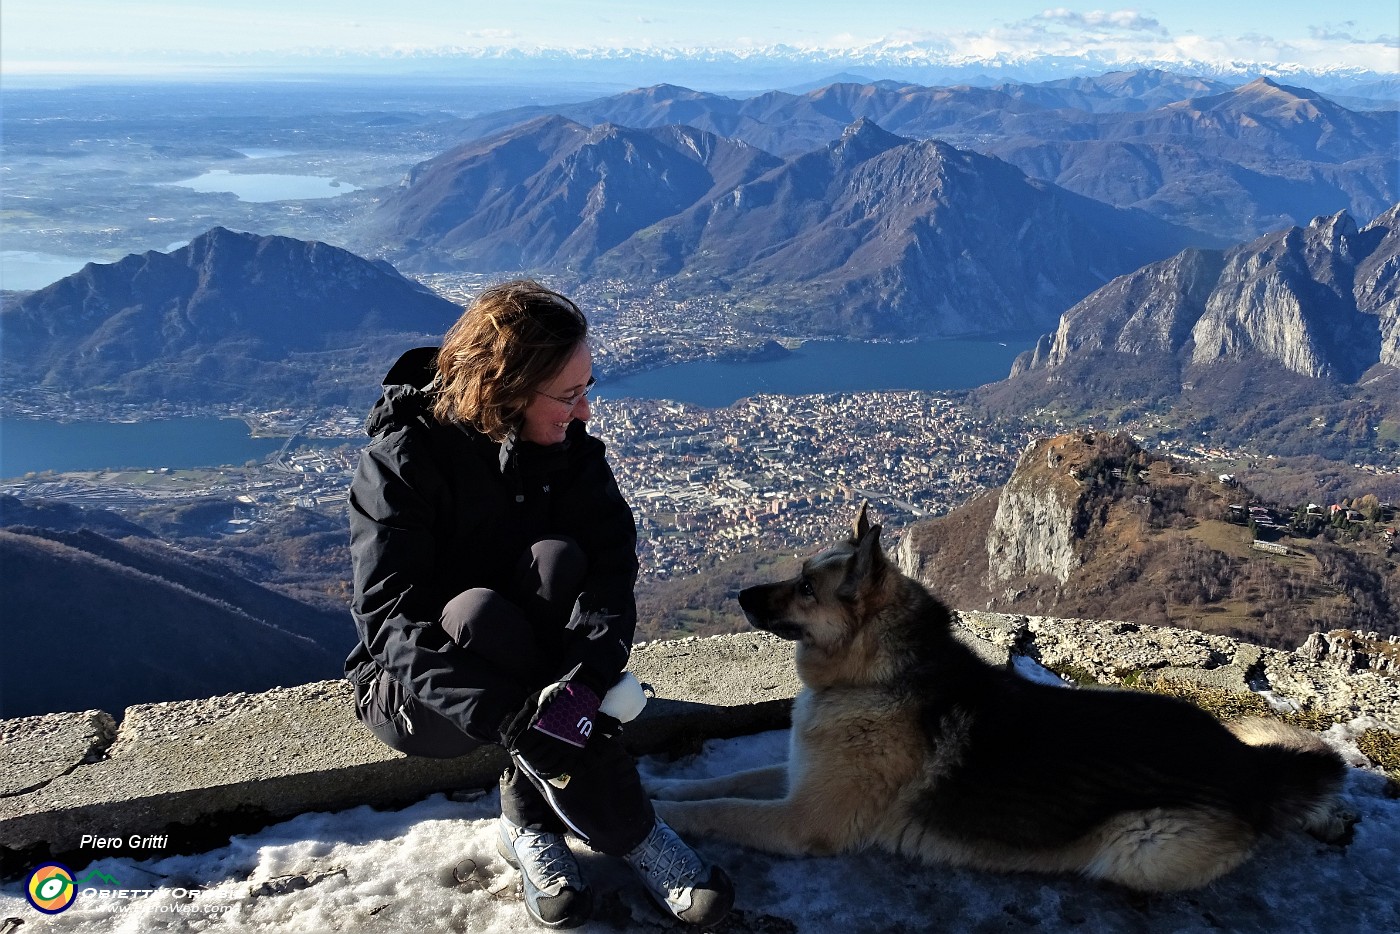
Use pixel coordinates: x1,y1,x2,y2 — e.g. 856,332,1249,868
535,376,596,409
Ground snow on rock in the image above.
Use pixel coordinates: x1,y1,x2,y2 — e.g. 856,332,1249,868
2,729,1397,933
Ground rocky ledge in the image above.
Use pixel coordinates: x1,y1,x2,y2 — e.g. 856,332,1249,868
1,617,1396,879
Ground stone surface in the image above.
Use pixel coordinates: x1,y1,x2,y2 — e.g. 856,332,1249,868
626,631,800,749
0,710,115,798
986,439,1083,589
0,680,503,863
1,621,1395,876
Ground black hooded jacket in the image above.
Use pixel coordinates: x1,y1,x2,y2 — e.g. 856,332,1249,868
346,347,638,742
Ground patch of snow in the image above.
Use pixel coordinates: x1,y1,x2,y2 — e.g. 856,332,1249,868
3,729,1397,932
1012,653,1073,687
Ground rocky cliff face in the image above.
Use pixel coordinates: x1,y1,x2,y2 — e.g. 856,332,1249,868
1189,211,1386,380
1354,203,1400,368
1011,247,1224,374
985,436,1087,592
987,206,1400,458
1016,206,1398,382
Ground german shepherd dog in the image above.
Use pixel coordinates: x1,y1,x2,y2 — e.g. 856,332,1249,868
648,505,1350,891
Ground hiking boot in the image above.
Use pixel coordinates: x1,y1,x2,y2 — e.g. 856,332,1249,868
496,816,592,928
623,818,734,927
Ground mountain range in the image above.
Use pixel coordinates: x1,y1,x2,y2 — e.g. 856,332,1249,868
4,70,1395,454
434,75,1396,244
978,205,1400,458
0,227,463,406
369,115,1198,337
267,46,1399,100
373,117,784,271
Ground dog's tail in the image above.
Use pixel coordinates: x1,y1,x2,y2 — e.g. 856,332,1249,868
1227,717,1349,838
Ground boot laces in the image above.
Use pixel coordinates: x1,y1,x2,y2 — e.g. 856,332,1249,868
520,828,582,893
631,821,705,897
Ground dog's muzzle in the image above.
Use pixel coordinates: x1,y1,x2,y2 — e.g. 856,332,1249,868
737,586,805,641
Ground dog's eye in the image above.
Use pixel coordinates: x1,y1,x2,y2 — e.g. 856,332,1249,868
798,579,815,598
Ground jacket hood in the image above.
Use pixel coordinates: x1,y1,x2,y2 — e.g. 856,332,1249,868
364,346,439,439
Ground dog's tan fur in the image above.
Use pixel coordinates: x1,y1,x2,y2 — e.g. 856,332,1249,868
648,504,1349,892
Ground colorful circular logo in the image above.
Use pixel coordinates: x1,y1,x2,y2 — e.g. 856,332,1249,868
26,863,77,914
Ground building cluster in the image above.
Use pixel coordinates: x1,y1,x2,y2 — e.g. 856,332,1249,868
588,392,1028,577
2,390,1029,584
417,273,790,378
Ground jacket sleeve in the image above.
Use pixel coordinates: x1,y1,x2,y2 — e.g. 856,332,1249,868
556,433,640,682
349,428,527,741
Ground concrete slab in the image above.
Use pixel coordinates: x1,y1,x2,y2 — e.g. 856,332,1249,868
0,632,801,871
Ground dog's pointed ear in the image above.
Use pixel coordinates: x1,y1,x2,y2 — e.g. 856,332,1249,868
837,522,885,602
851,500,871,544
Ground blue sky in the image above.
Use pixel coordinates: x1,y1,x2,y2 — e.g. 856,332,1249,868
2,1,1397,75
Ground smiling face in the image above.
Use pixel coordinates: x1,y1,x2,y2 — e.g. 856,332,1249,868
519,341,593,446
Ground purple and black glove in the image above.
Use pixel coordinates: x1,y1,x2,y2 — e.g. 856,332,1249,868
502,666,608,781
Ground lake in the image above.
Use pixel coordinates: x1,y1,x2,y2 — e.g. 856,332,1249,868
0,250,106,292
0,417,289,479
599,335,1034,407
162,170,361,202
0,336,1035,477
236,148,297,159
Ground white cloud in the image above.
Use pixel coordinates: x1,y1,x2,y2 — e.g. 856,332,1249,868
460,28,517,41
1035,8,1163,33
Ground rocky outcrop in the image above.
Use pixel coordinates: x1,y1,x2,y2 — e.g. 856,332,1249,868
985,434,1102,592
1300,630,1400,677
956,611,1400,726
898,430,1400,642
1015,206,1400,383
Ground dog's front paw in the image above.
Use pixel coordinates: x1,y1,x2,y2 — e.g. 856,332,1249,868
643,777,691,801
651,799,699,833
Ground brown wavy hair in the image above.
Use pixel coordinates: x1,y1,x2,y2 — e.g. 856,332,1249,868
432,280,589,441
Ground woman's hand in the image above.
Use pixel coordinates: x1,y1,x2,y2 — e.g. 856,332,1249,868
502,668,606,780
